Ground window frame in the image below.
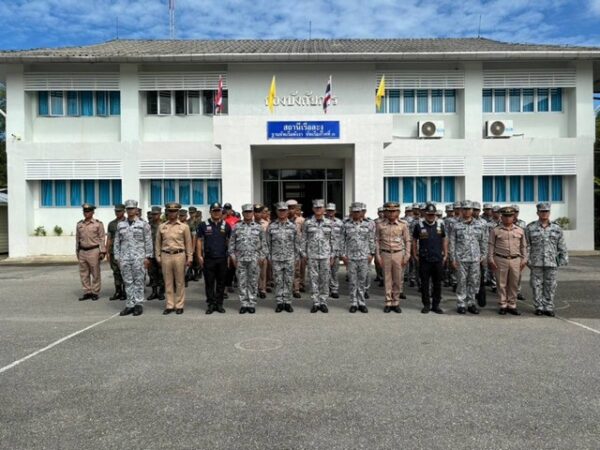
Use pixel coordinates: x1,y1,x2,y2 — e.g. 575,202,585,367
377,89,457,115
481,175,565,203
384,176,457,203
483,88,563,114
149,179,222,206
39,179,122,208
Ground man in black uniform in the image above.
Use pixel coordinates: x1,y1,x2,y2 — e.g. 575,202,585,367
196,202,232,314
106,204,126,300
412,203,448,314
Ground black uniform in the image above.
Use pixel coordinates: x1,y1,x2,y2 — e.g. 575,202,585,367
413,218,446,309
197,219,231,309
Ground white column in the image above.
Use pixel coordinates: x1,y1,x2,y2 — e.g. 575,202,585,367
221,144,253,210
119,64,141,203
462,62,483,140
353,141,384,218
574,61,595,138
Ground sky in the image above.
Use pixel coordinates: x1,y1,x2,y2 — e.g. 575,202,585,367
0,0,599,50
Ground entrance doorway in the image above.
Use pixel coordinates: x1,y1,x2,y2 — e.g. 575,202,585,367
263,169,344,218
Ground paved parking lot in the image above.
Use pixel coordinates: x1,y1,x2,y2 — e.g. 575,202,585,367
0,257,599,449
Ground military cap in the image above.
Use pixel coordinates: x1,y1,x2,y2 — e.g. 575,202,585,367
188,206,197,213
350,202,362,212
445,204,454,212
326,203,336,211
178,209,188,215
500,206,515,216
378,206,385,213
492,205,501,213
361,203,367,211
151,206,162,214
472,201,482,210
405,205,413,211
453,201,462,209
275,201,288,210
82,203,96,211
424,203,437,214
461,200,473,209
286,199,298,207
536,202,551,211
510,204,520,212
384,201,400,211
165,202,181,212
114,203,125,212
209,202,222,211
411,203,419,209
312,199,325,208
242,203,254,212
124,199,138,209
253,203,264,213
436,210,443,216
223,203,232,210
483,203,493,210
418,203,427,210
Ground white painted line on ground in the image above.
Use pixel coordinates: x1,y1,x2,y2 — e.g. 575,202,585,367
0,313,119,375
557,316,600,335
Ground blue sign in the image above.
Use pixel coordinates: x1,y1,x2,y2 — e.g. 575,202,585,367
267,121,340,140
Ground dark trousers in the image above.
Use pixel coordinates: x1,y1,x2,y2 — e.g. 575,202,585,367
419,260,443,307
204,257,228,306
225,265,236,288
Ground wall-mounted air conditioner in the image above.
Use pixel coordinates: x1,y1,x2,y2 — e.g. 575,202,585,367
486,120,513,138
418,120,444,138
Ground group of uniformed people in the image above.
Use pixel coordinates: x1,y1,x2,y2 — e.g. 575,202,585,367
75,196,568,317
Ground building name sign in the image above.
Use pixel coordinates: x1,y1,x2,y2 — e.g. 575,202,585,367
267,121,340,140
264,91,338,107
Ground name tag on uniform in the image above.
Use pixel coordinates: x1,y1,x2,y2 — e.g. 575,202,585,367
205,226,213,235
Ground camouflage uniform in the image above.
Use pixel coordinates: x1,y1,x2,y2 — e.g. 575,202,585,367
301,214,336,306
342,214,376,307
444,210,459,287
107,215,125,295
525,217,568,312
266,217,299,305
328,214,344,296
229,215,267,308
113,212,154,309
450,215,488,308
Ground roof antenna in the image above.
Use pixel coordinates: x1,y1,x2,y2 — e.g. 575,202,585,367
309,21,312,40
116,16,119,40
477,14,482,38
169,0,176,39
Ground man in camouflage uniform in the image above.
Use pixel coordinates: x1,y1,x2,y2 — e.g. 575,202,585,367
359,203,376,299
325,203,343,299
113,200,153,317
342,202,376,313
472,202,488,307
287,199,306,298
229,204,267,314
147,206,165,301
106,203,126,301
266,202,299,313
255,204,270,298
450,200,488,315
300,199,336,313
525,202,569,316
186,206,201,283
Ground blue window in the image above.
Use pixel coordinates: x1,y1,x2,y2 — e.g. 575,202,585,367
416,177,427,202
482,176,493,202
67,92,79,116
522,89,534,112
38,92,49,116
510,176,521,202
494,176,506,202
386,178,400,202
80,91,94,116
443,177,455,202
50,91,64,115
109,92,121,115
111,180,122,204
431,177,442,202
538,176,550,201
70,180,82,206
179,180,191,205
550,88,562,112
537,88,549,112
96,92,108,116
444,90,456,113
41,181,53,206
551,175,563,201
417,90,428,113
84,180,96,204
483,89,493,113
192,180,204,205
402,177,414,203
403,90,415,113
207,180,220,204
431,90,443,113
164,179,176,203
509,89,521,112
98,180,111,206
55,181,67,206
151,180,163,205
388,90,400,113
494,89,506,113
523,176,534,202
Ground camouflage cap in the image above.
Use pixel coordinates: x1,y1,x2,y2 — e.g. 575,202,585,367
418,203,427,210
242,203,254,212
536,202,551,211
312,199,325,208
165,202,181,212
326,203,336,211
124,199,138,209
275,201,288,210
483,203,493,210
286,199,298,207
445,204,454,212
151,206,162,214
350,202,362,212
378,206,385,213
405,205,413,211
411,203,419,209
361,203,367,211
472,201,482,210
114,203,125,212
188,206,197,213
453,201,462,209
461,200,473,209
492,205,501,213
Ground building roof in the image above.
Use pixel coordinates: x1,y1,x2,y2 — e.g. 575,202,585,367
0,38,599,63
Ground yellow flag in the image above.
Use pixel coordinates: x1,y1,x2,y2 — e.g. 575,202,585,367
375,75,386,110
267,76,276,113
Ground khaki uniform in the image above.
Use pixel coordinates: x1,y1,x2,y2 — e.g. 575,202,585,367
488,225,528,309
376,219,411,307
76,218,106,296
155,220,193,310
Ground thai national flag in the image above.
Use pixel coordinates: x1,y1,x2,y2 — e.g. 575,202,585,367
323,75,332,113
215,75,224,114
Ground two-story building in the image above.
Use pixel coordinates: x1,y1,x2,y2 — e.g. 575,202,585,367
0,38,599,257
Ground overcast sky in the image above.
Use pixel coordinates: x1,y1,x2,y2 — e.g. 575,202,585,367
0,0,599,49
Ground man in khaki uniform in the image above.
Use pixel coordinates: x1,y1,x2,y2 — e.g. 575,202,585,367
375,201,411,313
76,203,106,301
489,206,528,315
155,202,193,315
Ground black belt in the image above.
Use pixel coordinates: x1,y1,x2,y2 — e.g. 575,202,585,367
495,253,521,260
162,249,185,255
79,245,99,251
380,249,403,254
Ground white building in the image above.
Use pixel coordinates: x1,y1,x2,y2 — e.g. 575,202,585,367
0,38,598,257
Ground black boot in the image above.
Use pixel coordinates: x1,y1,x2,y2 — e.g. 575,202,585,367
109,288,121,301
120,289,127,301
158,287,165,300
147,287,158,301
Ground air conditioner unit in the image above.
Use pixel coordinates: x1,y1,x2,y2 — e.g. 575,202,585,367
418,120,444,138
486,120,514,138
